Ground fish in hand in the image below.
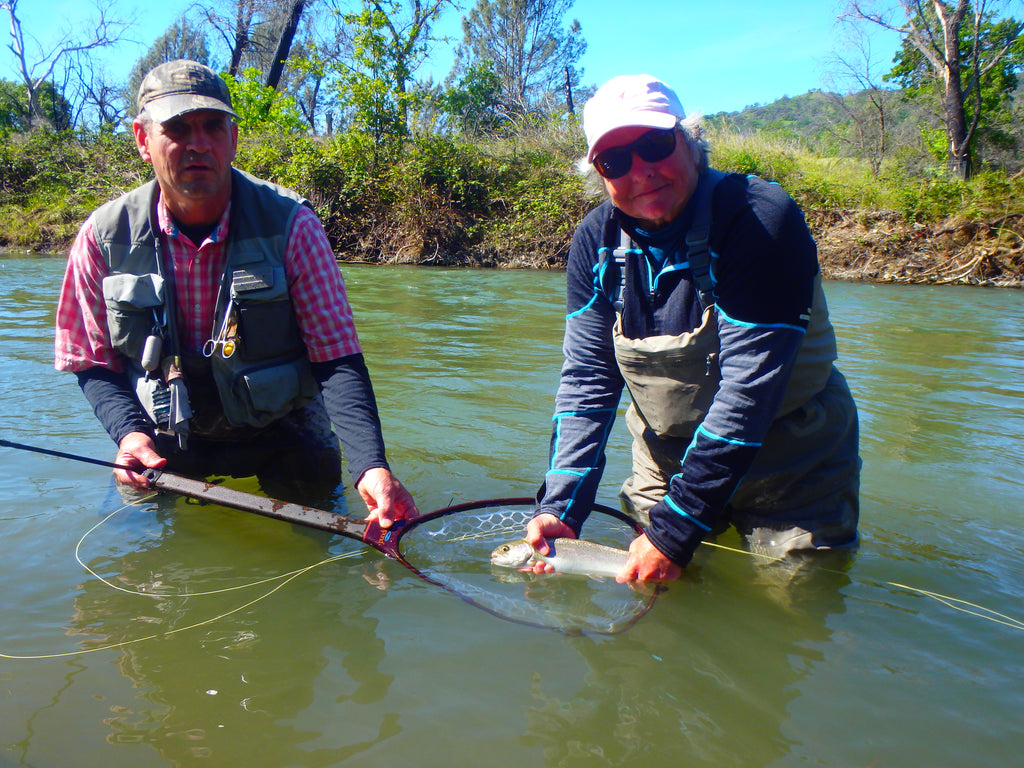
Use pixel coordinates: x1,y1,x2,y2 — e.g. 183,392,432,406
490,538,630,578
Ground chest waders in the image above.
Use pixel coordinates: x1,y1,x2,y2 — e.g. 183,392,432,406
607,171,860,556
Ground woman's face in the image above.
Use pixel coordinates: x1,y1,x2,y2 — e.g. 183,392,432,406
594,126,700,229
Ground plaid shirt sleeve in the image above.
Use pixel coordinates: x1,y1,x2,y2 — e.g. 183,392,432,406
54,218,121,372
285,206,362,362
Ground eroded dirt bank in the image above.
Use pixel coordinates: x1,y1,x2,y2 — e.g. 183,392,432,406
810,210,1024,288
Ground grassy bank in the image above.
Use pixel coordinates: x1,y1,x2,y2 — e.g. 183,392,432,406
2,124,1022,286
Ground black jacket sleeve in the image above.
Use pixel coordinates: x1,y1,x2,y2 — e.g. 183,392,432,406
311,354,389,483
75,367,153,445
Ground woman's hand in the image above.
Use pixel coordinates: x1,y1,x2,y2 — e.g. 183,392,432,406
523,512,577,573
618,533,683,583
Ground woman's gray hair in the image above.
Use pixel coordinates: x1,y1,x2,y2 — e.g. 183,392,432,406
577,114,709,198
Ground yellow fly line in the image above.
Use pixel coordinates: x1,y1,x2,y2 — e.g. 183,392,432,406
1,495,360,660
700,540,1024,632
3,499,1022,660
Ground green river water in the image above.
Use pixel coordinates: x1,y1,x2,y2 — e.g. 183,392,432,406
1,255,1022,767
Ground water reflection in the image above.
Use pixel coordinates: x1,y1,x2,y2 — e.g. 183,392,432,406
518,546,853,766
66,486,398,766
3,257,1024,768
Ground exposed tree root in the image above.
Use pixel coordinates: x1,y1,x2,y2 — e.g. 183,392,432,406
809,209,1024,288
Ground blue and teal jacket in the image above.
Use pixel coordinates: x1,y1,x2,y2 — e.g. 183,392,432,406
538,171,839,565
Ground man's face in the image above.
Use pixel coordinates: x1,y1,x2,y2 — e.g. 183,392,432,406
133,109,238,224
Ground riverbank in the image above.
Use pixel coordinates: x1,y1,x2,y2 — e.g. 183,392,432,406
7,208,1023,288
810,209,1024,287
315,203,1024,288
2,127,1021,287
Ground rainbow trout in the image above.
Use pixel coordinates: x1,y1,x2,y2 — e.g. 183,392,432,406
490,538,629,578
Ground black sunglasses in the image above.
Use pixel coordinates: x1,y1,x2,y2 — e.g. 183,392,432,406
593,128,678,179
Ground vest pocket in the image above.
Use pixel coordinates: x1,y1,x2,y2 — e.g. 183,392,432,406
230,266,302,363
102,274,165,361
216,354,318,428
237,300,303,362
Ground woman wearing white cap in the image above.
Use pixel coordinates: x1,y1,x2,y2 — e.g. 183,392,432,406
525,75,861,582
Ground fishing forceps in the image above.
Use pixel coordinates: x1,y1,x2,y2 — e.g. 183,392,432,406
202,302,238,359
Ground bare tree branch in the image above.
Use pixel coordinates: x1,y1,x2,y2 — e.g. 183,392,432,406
1,0,130,128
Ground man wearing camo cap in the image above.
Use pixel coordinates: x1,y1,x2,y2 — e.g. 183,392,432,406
55,60,418,526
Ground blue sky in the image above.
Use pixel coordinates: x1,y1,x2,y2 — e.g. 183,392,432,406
7,0,903,115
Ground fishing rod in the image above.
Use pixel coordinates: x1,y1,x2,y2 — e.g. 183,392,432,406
0,438,140,474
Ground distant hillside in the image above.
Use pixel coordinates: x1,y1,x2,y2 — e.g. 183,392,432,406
705,88,925,155
707,90,857,135
704,86,1024,174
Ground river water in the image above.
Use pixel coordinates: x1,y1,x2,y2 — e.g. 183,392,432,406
1,254,1022,768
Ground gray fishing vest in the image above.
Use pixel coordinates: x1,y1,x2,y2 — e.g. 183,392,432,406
93,168,319,432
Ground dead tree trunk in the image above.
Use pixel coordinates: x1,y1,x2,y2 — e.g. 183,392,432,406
265,0,306,90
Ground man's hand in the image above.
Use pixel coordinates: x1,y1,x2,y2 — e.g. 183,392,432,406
618,533,683,583
114,431,167,488
356,467,419,528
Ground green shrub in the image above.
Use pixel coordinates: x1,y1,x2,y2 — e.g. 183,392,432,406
710,130,799,184
2,121,1021,266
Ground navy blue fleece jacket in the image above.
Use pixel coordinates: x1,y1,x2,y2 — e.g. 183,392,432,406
537,171,830,565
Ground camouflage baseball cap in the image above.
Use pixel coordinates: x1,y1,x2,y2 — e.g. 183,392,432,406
137,60,237,123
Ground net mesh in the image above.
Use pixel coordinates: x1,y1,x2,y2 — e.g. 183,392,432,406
398,502,658,635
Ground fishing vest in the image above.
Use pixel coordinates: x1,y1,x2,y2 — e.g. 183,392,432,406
600,169,838,441
93,168,319,433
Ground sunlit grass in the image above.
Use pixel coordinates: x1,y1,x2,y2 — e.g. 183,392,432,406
1,122,1021,260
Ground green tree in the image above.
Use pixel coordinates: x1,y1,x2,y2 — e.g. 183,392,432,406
454,0,586,119
0,78,72,131
222,67,306,133
437,60,506,135
845,0,1023,179
335,0,451,141
127,17,214,112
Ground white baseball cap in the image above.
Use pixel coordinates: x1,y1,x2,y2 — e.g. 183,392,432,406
583,75,685,162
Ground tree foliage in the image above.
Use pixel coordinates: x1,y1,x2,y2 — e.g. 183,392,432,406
888,1,1023,172
454,0,586,118
437,61,506,135
845,0,1024,179
222,67,306,133
0,78,71,131
334,0,451,142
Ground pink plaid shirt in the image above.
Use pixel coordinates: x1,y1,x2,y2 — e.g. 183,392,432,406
55,191,362,372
